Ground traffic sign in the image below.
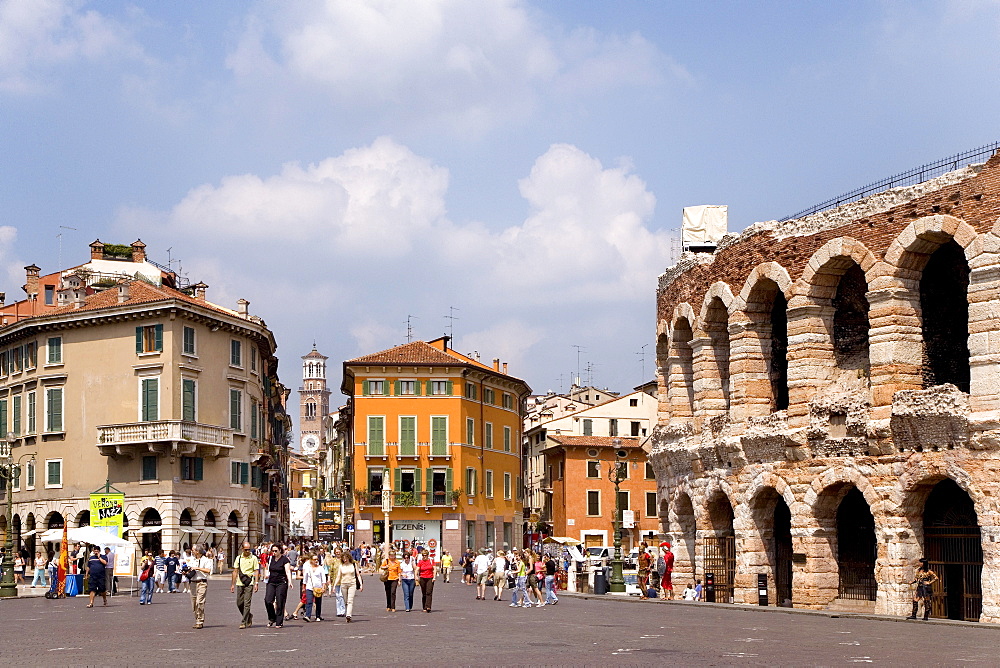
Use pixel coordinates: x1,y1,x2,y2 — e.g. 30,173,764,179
346,524,354,532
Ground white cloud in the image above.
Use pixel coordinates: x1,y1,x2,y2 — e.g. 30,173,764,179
454,319,544,377
226,0,671,135
0,0,139,94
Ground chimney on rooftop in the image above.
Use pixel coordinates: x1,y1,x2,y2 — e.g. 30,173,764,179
502,362,508,374
237,298,249,318
90,239,104,260
190,282,208,301
24,265,40,300
493,358,500,371
131,239,146,263
117,282,130,303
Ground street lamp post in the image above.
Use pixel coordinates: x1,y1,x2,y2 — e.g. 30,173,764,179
1,433,33,599
607,440,627,593
381,467,392,553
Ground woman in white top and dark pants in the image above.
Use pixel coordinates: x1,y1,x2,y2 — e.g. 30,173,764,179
399,554,416,612
333,552,363,622
302,554,327,622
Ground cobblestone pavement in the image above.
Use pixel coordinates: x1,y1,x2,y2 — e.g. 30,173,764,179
1,578,996,666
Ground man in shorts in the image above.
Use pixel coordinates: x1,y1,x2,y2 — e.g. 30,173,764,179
473,549,492,600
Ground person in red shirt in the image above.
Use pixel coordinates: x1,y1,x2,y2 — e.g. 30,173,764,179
657,542,675,599
416,549,436,613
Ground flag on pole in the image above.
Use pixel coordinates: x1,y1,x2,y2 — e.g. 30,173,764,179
57,523,68,597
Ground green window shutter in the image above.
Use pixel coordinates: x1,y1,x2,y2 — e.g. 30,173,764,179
142,456,157,481
425,380,433,395
413,468,421,498
413,380,421,396
230,389,241,430
135,327,143,354
394,380,401,396
466,418,473,445
194,457,204,481
394,467,401,492
362,380,369,396
47,388,63,432
250,403,258,439
446,380,453,395
504,427,511,452
182,379,196,422
400,416,416,454
231,461,239,484
241,462,249,485
47,461,59,486
0,400,6,435
425,468,433,493
142,378,158,422
445,467,453,494
154,324,163,351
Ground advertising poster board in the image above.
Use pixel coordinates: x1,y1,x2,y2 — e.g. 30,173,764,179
390,520,441,561
114,549,134,577
90,493,125,537
288,498,315,537
317,499,344,541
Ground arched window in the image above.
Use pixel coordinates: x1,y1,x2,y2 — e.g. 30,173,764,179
832,264,870,375
670,318,695,417
920,240,970,392
747,278,788,411
704,297,731,411
305,401,316,418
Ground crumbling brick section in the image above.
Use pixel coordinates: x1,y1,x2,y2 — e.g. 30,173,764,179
920,240,970,392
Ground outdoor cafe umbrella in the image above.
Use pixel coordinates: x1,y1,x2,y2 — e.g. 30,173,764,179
39,526,131,547
542,536,582,545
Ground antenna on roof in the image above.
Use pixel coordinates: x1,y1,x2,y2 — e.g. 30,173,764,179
444,306,460,340
572,344,584,386
637,343,649,380
57,225,78,270
406,315,418,343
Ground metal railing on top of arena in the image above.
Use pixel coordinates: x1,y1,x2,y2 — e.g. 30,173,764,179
781,141,1000,222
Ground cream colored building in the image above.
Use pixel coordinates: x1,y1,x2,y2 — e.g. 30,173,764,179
0,242,289,560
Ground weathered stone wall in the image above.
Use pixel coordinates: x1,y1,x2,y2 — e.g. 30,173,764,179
651,151,1000,622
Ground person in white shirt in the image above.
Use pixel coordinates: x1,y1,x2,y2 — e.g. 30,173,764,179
186,546,213,629
399,553,416,611
473,550,492,600
491,551,508,601
682,583,697,601
301,554,327,622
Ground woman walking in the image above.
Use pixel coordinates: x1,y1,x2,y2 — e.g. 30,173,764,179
510,552,530,608
528,551,545,606
380,550,401,612
907,558,939,621
440,549,452,583
264,544,293,628
326,546,346,617
399,552,416,612
85,546,109,608
138,550,155,605
333,551,363,622
302,553,327,622
491,550,507,601
417,549,436,613
32,551,48,588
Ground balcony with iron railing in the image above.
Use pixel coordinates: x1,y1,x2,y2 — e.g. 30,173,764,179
360,441,453,459
355,489,454,508
97,420,235,459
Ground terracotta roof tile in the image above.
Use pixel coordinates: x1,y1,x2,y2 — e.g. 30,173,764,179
46,280,233,317
346,341,464,366
547,435,642,448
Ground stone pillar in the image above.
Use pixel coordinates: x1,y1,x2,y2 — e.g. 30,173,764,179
785,300,834,428
728,317,772,423
967,242,1000,415
691,335,725,421
866,267,923,420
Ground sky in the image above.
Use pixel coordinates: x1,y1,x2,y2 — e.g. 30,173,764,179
3,0,1000,418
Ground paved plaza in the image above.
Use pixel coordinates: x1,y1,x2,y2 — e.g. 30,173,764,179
1,578,996,666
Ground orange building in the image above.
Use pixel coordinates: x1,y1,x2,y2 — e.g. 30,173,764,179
543,435,659,550
342,337,530,557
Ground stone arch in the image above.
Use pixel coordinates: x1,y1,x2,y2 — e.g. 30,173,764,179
883,214,979,269
696,283,736,415
668,309,696,418
75,509,91,527
669,488,697,582
696,281,737,329
655,323,671,419
735,265,792,413
736,262,794,309
45,510,65,529
799,237,878,297
805,466,884,519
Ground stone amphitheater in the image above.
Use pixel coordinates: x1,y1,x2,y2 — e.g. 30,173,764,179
648,148,1000,622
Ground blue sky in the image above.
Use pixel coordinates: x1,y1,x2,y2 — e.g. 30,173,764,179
3,1,1000,409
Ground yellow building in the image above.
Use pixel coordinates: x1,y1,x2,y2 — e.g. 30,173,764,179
342,337,530,556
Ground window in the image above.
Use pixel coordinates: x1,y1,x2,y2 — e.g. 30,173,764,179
250,401,259,439
230,388,243,431
11,345,22,372
646,492,657,518
485,470,494,498
12,395,20,436
26,460,35,489
630,398,638,407
230,339,242,367
631,421,641,437
140,378,159,422
503,426,511,452
582,419,593,436
45,387,63,432
368,416,385,455
502,393,513,409
485,423,493,449
182,379,196,422
465,467,477,495
0,351,6,376
305,401,316,418
465,417,474,445
231,461,249,485
399,416,416,455
587,490,600,516
617,490,630,512
251,465,264,489
483,388,495,404
0,399,6,435
181,456,204,481
47,336,63,364
398,380,415,395
504,472,511,500
616,460,629,479
465,383,477,400
44,285,55,306
182,327,196,356
609,418,619,437
645,462,655,479
587,460,599,478
431,380,451,395
364,380,386,396
25,342,36,369
558,461,564,479
431,416,448,455
45,459,62,488
135,324,163,354
142,456,158,481
250,347,258,372
26,391,36,434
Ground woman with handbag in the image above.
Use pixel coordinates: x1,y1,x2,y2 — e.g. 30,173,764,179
302,553,327,622
399,552,416,612
325,546,346,617
333,550,363,622
138,551,156,605
264,544,293,628
380,550,401,612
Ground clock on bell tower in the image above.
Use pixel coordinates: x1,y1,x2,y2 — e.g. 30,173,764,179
299,344,331,454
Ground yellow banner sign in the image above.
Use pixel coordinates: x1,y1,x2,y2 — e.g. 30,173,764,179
90,493,125,537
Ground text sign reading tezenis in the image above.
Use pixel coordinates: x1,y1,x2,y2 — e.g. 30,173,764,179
317,499,344,541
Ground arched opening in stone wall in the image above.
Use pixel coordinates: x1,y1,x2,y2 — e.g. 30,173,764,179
746,279,789,411
25,512,36,559
704,297,731,411
920,240,970,392
836,487,876,601
832,264,870,375
227,510,242,561
76,510,90,527
46,511,64,529
672,493,697,583
140,507,162,555
703,492,736,603
179,508,194,551
658,498,670,535
670,318,695,417
12,514,21,552
751,487,793,606
923,479,981,621
655,333,670,415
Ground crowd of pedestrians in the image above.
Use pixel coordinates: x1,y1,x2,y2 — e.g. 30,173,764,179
457,547,561,607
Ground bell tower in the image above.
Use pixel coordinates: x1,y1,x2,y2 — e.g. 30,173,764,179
299,345,331,455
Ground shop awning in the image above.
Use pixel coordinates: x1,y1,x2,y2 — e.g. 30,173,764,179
201,528,226,535
226,527,247,534
133,526,163,534
20,529,39,537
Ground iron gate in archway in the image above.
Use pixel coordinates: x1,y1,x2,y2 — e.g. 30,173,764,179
702,536,736,604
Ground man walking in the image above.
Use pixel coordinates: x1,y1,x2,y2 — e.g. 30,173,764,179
186,545,213,629
231,541,260,629
103,547,115,596
473,549,491,600
543,553,559,605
